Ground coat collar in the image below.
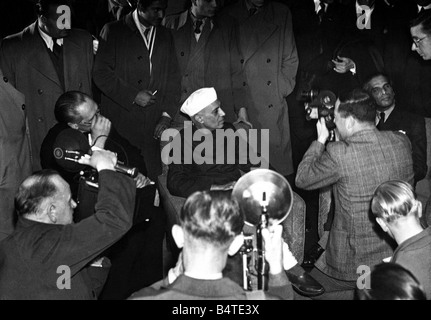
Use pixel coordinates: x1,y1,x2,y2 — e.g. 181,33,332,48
229,1,278,63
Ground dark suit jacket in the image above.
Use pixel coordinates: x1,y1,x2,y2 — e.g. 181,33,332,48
93,13,181,180
378,108,427,184
167,123,254,198
296,128,414,281
163,10,248,123
0,68,32,241
391,227,431,299
0,22,94,171
128,273,293,300
0,170,135,300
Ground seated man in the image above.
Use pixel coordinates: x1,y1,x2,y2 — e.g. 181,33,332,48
0,150,135,299
371,179,431,299
41,90,153,201
128,190,295,300
166,87,259,198
363,73,427,186
40,91,166,299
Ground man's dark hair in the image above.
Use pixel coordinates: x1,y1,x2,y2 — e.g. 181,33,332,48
54,91,91,124
362,73,392,93
180,190,244,247
358,262,426,300
36,0,71,17
338,89,376,124
410,9,431,36
15,170,60,216
137,0,159,11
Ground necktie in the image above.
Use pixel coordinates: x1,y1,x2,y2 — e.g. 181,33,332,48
144,28,150,41
194,20,203,34
377,112,385,130
317,1,325,23
52,38,62,59
419,6,425,14
249,7,257,17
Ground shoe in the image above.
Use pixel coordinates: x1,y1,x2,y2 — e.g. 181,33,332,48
286,265,325,297
302,243,325,269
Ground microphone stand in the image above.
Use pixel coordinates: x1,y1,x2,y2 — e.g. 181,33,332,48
256,192,269,291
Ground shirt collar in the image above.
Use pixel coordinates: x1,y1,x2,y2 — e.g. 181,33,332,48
356,1,375,14
184,271,223,280
418,4,431,12
38,24,64,51
133,9,153,38
376,105,395,122
314,0,328,13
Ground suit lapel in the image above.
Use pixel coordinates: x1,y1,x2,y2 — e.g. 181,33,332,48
242,5,278,63
26,22,63,89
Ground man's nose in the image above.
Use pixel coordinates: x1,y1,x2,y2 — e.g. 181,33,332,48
219,108,225,116
412,43,418,52
71,200,77,209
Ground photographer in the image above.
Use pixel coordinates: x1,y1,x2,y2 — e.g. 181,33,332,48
295,89,414,300
0,150,136,299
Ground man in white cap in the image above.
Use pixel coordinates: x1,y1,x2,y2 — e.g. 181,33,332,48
166,87,254,198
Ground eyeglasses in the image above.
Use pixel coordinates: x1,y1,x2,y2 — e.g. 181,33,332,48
412,35,429,47
79,109,100,126
371,83,392,96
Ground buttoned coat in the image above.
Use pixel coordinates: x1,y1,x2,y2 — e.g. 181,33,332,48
296,129,414,281
0,67,32,241
93,13,181,180
0,22,94,171
225,1,298,176
163,10,248,123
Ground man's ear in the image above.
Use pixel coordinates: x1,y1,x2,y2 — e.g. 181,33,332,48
47,204,58,224
416,200,423,218
376,217,388,232
172,224,184,249
346,116,355,131
68,122,79,130
228,234,244,256
193,114,204,124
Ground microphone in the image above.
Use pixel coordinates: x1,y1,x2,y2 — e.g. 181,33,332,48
53,128,139,178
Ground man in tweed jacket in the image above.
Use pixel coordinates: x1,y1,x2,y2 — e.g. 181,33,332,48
295,89,414,299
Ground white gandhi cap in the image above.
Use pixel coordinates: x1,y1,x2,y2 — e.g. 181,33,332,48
180,87,218,117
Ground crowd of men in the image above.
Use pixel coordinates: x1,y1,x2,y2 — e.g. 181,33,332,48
0,0,431,300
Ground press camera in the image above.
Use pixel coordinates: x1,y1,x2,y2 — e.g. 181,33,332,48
300,89,337,130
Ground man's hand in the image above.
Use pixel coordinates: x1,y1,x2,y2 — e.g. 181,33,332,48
78,149,117,172
262,225,284,275
91,114,111,149
134,172,154,189
210,181,236,191
332,56,356,74
233,107,253,130
134,90,156,108
153,115,171,140
317,117,330,145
